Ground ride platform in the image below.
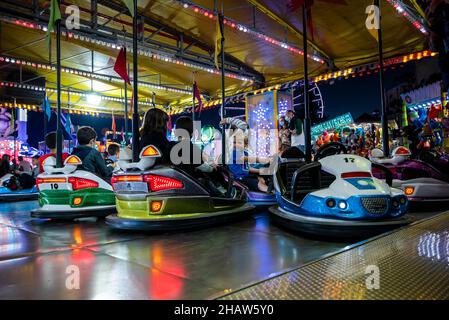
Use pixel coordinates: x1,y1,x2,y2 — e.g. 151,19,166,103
0,200,446,299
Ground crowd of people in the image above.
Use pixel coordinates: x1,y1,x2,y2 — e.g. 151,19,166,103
2,100,448,195
0,107,277,195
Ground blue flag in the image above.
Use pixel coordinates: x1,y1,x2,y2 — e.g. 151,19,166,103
42,97,52,120
61,113,73,136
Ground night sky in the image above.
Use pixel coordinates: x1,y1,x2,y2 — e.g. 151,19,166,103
319,61,417,119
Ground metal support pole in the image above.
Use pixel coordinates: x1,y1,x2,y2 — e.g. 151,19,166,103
302,4,312,163
220,13,226,166
91,0,98,30
131,0,140,162
91,50,94,91
192,73,195,121
124,63,129,142
43,92,48,153
55,0,63,168
376,0,389,156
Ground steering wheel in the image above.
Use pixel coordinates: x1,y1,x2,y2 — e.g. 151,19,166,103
315,142,347,161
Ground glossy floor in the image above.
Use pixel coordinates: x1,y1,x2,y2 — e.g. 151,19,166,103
224,210,449,300
0,200,444,299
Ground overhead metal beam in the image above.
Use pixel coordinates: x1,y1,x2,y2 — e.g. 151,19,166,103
95,0,264,82
0,36,46,55
0,53,193,95
246,0,331,61
0,0,264,83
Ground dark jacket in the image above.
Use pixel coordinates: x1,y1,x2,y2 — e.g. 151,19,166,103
140,131,174,164
288,116,303,135
0,160,10,177
172,139,203,176
72,145,113,180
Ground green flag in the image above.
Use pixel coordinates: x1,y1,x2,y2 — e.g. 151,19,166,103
9,107,15,135
122,0,135,17
47,0,61,34
46,0,61,48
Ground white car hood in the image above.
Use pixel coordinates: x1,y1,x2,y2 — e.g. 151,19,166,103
313,154,392,198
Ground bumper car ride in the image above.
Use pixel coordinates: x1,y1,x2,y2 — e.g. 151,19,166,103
270,146,412,238
371,147,449,203
0,174,38,202
30,155,116,220
106,145,255,231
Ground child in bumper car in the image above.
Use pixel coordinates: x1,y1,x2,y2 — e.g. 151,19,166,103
38,132,69,173
228,134,271,193
72,126,114,182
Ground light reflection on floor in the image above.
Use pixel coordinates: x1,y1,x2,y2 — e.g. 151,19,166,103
0,200,445,299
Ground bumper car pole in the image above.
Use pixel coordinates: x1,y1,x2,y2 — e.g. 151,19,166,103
376,0,390,158
302,3,312,164
131,0,140,163
219,11,226,166
55,2,63,168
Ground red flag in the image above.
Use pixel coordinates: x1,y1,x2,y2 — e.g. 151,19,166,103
112,113,116,137
193,81,203,114
167,113,173,131
128,92,133,120
114,48,131,84
287,0,347,41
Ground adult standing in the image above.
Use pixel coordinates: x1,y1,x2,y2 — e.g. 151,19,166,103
285,110,305,152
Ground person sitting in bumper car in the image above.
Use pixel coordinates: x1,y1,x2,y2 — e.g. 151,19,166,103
139,108,174,165
38,132,69,174
71,126,114,182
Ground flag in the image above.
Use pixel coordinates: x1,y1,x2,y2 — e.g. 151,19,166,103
42,97,52,120
167,112,172,131
287,0,314,41
61,113,73,135
122,0,135,17
114,48,131,84
128,92,133,120
366,0,379,42
112,113,116,137
287,0,347,41
137,20,145,40
47,0,61,34
9,107,15,134
193,81,203,114
214,13,224,70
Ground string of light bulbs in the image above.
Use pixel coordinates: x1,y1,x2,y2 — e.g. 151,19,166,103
1,16,254,82
175,0,325,64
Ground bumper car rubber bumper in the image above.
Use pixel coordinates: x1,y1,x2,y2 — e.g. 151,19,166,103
269,206,414,239
106,203,255,231
0,192,38,202
31,205,116,220
246,191,277,207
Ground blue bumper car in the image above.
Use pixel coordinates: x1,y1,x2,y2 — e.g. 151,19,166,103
0,174,38,202
269,143,413,238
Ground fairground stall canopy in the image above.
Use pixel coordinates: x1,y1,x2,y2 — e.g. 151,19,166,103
0,0,430,117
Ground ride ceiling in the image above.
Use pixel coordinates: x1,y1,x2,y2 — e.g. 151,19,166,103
0,0,426,115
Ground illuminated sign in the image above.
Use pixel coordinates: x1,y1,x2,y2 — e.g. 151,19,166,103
311,113,354,139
